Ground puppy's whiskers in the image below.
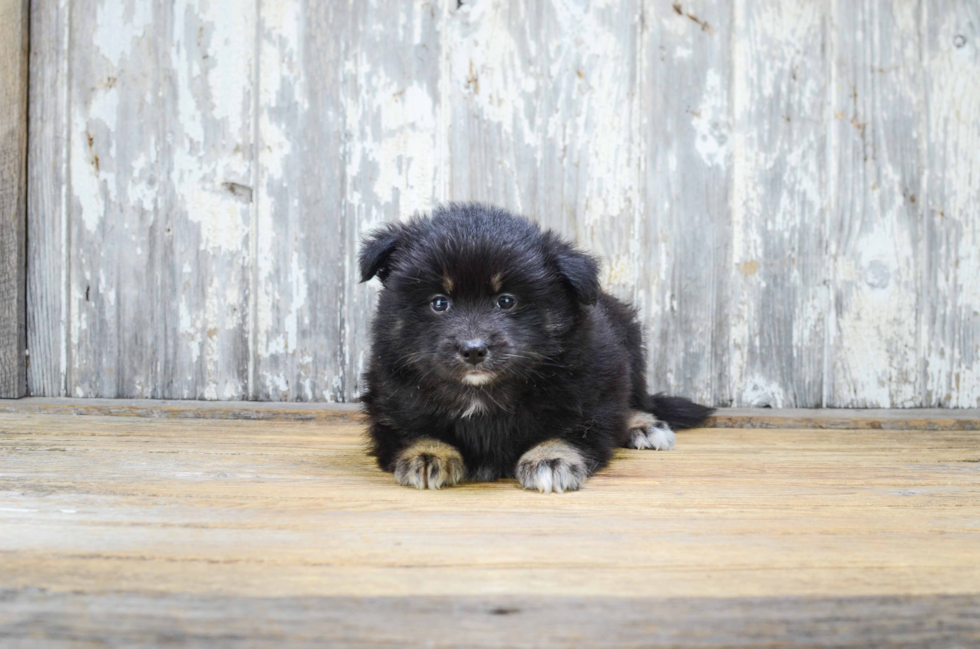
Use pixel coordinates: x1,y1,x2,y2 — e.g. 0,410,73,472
392,350,436,373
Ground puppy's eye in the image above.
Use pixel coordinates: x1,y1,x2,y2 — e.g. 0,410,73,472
431,295,450,312
496,294,517,310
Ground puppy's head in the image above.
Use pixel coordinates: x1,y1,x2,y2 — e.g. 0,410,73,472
360,204,599,393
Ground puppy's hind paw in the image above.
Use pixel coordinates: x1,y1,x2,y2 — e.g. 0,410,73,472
627,410,676,451
394,439,465,490
516,440,588,494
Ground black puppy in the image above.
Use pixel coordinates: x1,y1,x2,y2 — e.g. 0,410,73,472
359,203,713,493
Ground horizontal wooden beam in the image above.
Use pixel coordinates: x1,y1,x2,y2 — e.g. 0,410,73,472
0,0,29,398
4,591,978,647
1,398,978,430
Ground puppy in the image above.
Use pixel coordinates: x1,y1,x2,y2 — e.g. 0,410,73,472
359,203,713,493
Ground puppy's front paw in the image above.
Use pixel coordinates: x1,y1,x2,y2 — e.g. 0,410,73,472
394,439,465,490
516,440,588,494
627,410,676,450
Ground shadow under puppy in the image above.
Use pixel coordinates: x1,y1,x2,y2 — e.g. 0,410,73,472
359,203,713,493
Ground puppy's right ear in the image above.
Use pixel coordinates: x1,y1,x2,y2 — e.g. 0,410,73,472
358,224,401,283
543,232,601,305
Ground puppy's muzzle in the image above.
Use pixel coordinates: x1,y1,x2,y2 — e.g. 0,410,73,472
459,340,489,366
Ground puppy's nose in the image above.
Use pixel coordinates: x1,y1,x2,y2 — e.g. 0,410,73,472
459,340,489,365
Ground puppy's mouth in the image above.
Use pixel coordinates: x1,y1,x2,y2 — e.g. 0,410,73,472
460,371,495,386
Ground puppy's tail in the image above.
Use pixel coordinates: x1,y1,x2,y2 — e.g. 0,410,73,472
642,393,714,430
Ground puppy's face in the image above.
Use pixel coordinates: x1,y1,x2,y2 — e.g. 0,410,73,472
359,206,600,397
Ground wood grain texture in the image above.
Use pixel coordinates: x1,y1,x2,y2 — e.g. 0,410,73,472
252,1,348,402
3,592,978,648
921,0,980,408
730,0,827,407
0,413,979,645
0,0,29,398
253,0,445,402
447,0,642,292
68,0,255,399
23,0,980,407
639,1,733,406
26,0,70,398
827,0,926,407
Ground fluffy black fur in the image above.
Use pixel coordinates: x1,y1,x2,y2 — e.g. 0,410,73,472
359,203,713,492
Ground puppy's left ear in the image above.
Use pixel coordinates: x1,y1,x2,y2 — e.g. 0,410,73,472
543,232,601,305
358,223,401,283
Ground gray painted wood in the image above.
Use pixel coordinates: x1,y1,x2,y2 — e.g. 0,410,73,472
252,1,349,401
67,0,255,399
0,0,29,399
341,1,447,401
27,0,70,398
23,0,980,407
728,0,828,408
640,0,733,407
922,0,980,408
827,0,926,408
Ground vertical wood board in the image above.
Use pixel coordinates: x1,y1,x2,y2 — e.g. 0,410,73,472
27,0,71,398
921,0,980,407
728,0,828,407
253,1,348,401
0,0,30,398
826,0,926,407
67,0,255,399
448,0,642,277
639,0,733,406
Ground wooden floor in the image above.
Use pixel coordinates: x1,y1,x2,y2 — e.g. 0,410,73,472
1,406,979,647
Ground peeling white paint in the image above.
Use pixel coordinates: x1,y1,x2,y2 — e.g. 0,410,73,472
44,0,980,408
94,0,153,67
693,69,731,168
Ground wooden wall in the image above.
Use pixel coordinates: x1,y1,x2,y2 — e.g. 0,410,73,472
25,0,980,407
1,0,29,398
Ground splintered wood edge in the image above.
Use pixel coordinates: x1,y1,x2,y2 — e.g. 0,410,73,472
0,398,978,430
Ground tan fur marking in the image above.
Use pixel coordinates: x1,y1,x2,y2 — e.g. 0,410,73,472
520,439,584,465
627,409,676,451
628,410,658,430
394,439,465,489
442,275,454,293
490,273,503,293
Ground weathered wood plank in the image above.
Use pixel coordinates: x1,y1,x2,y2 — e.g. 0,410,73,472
26,0,71,397
0,415,978,622
2,591,978,648
252,1,347,401
0,0,29,399
22,0,980,408
447,0,641,292
639,0,732,406
254,0,444,402
826,0,926,407
339,0,448,402
2,397,980,429
728,0,828,407
68,0,256,399
921,0,980,408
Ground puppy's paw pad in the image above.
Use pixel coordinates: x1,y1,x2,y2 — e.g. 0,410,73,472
394,439,465,490
627,410,676,451
516,440,588,494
